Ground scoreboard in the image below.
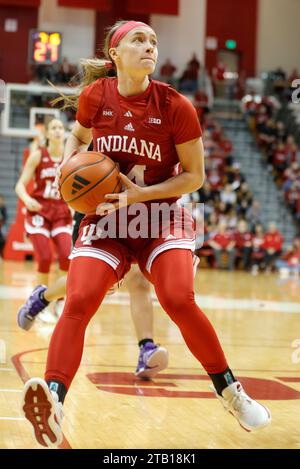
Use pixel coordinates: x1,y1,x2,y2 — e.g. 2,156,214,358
28,30,62,65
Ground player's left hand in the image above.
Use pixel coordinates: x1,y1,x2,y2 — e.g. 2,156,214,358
96,173,145,216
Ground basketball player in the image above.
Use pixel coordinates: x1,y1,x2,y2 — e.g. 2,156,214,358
22,21,271,447
15,118,72,321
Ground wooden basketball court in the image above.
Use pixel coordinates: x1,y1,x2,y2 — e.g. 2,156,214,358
0,260,300,449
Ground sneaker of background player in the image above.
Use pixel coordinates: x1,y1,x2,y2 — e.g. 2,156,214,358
17,285,49,330
22,377,63,448
213,381,271,432
135,342,169,380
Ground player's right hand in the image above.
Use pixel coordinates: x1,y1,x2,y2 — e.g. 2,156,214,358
25,197,42,212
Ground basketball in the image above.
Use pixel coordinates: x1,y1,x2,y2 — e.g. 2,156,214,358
59,151,122,214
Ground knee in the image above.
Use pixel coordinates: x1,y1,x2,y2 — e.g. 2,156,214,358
65,287,104,319
158,288,195,318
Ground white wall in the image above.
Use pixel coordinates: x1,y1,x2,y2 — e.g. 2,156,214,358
257,0,300,75
150,0,207,77
38,0,95,64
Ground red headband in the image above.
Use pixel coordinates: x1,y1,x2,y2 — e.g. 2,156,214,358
109,21,150,49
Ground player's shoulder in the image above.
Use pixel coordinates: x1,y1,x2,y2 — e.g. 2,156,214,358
82,77,115,96
28,147,43,165
152,80,194,110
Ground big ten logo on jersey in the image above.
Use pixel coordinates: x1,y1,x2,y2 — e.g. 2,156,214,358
148,117,161,125
81,223,103,245
291,338,300,364
43,180,60,199
32,214,44,227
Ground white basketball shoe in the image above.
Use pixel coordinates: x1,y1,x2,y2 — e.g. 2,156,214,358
213,381,271,432
22,378,63,447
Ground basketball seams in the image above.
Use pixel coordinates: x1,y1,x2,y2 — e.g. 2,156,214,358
60,155,106,186
65,164,119,203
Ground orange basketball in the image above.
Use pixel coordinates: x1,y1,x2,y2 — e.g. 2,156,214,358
59,151,122,214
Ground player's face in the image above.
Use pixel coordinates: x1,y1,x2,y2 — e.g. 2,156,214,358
47,119,65,143
114,26,158,76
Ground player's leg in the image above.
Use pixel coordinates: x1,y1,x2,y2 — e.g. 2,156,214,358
17,214,81,330
125,266,168,379
30,233,52,285
17,233,54,330
22,248,126,447
149,248,271,432
51,229,72,317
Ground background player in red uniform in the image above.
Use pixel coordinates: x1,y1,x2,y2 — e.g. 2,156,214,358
15,118,72,323
22,20,270,448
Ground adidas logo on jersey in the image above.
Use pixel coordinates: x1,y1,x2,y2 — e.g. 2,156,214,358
124,122,135,132
71,174,91,194
124,110,133,117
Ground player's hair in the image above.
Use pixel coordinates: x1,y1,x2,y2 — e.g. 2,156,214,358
51,20,127,110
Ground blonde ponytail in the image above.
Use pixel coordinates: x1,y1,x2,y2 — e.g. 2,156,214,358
51,20,127,111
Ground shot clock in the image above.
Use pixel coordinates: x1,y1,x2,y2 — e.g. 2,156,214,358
28,30,63,65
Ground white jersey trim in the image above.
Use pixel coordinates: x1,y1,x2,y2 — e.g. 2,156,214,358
24,221,50,238
69,247,120,271
51,226,73,237
146,238,195,273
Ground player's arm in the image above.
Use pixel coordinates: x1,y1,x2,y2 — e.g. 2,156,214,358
15,150,42,211
142,136,205,200
63,121,92,163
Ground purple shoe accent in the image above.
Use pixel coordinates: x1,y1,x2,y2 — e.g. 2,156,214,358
17,285,47,331
135,342,168,380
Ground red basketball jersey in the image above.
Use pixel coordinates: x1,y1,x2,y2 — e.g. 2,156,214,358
76,78,202,194
30,147,61,202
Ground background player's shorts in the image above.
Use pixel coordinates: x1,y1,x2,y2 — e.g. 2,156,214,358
25,201,72,238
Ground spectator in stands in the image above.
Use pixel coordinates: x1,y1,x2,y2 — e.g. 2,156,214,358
246,199,263,231
220,184,237,211
285,135,299,165
251,224,266,275
273,142,288,182
226,162,245,187
275,121,286,143
178,53,200,93
212,60,226,97
263,222,284,272
0,194,7,257
208,221,236,270
275,237,300,278
159,58,177,85
235,220,253,271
